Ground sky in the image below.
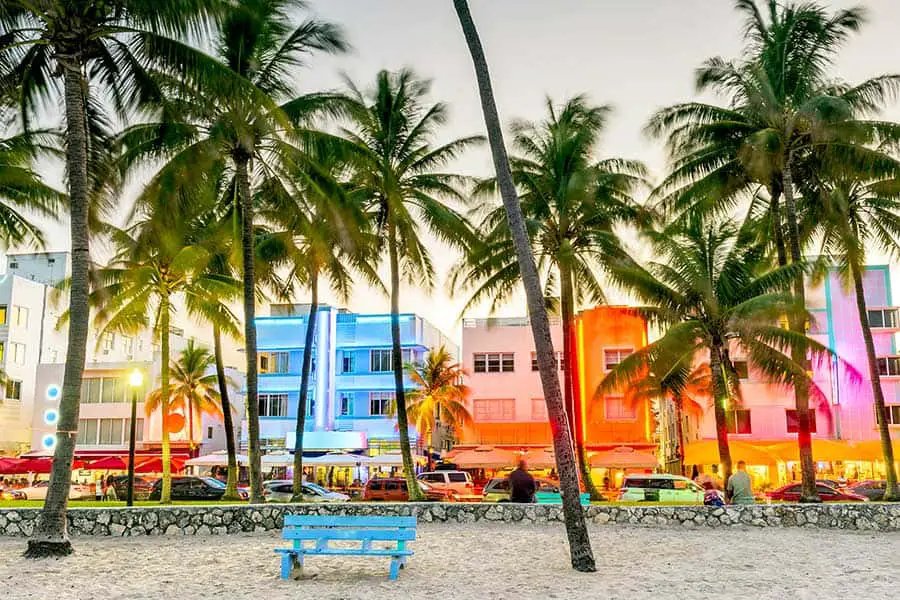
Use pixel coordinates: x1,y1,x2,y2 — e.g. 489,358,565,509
8,0,900,353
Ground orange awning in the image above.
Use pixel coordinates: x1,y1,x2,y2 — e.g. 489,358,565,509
765,439,867,462
683,440,778,465
590,446,658,469
451,447,520,469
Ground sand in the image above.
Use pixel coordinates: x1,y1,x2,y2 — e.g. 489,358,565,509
0,523,896,600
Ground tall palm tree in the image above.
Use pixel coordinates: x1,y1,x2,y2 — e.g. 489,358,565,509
162,339,231,454
405,346,473,453
646,0,899,502
114,0,348,503
1,0,223,557
450,95,649,500
603,217,830,483
816,176,900,500
452,0,595,572
335,69,482,501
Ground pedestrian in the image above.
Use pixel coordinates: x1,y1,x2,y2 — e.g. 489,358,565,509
508,458,536,503
702,480,725,506
104,475,118,501
726,460,755,504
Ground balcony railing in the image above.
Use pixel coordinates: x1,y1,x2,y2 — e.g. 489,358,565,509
868,308,900,331
463,316,561,328
876,356,900,377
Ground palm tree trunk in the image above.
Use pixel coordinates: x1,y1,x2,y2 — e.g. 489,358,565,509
781,157,819,503
453,0,595,572
559,262,602,501
188,394,195,455
292,272,318,500
849,262,899,501
710,348,733,484
769,181,788,267
213,325,240,500
159,294,173,503
235,154,264,504
674,396,686,476
25,63,91,558
388,221,424,501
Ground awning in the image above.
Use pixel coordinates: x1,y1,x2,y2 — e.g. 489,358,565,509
765,439,868,462
850,440,899,462
85,456,129,470
0,457,85,474
590,446,658,469
452,446,520,469
186,451,249,467
524,447,556,469
684,440,778,465
134,456,185,473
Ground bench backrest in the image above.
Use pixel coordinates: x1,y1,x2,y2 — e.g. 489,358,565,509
282,515,417,542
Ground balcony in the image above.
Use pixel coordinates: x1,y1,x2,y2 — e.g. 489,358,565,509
867,308,900,332
876,356,900,378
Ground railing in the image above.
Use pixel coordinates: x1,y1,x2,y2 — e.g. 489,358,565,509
462,316,561,328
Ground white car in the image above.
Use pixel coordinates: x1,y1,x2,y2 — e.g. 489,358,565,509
263,480,350,503
618,474,704,504
18,480,93,501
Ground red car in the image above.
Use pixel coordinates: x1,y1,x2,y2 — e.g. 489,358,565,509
766,482,868,502
362,478,455,502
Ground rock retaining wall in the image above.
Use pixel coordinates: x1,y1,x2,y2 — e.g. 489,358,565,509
1,503,898,537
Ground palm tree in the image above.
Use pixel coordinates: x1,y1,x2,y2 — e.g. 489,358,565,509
114,0,348,503
335,69,482,501
452,0,595,572
603,216,831,484
1,0,223,557
816,176,900,500
647,0,900,502
451,95,649,500
405,346,473,453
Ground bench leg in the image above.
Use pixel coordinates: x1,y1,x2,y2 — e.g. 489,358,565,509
280,553,304,580
389,558,401,581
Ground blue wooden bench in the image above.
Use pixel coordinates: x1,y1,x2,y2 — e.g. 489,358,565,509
275,515,416,581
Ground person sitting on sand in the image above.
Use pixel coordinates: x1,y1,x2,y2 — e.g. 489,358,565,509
509,459,536,503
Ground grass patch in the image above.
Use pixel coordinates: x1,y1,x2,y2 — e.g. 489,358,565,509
0,500,247,509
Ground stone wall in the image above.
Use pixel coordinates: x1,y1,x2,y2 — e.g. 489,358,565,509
1,503,898,537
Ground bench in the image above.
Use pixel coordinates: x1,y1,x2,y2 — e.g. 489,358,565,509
274,515,416,581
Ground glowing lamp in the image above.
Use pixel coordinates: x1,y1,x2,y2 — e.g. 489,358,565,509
128,369,144,388
41,434,56,450
46,384,61,401
43,409,59,425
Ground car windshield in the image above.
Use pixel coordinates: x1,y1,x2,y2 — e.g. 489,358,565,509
418,481,433,491
202,477,225,488
304,483,329,495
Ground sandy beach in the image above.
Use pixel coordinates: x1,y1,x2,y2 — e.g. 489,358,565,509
0,523,896,600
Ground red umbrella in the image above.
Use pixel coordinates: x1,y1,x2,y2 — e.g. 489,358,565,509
0,458,21,473
135,456,185,474
86,456,129,470
16,458,53,473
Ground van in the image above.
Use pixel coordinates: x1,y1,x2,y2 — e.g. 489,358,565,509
619,474,704,504
417,471,480,501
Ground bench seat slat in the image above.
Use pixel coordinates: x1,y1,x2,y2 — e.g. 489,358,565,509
275,548,414,557
283,515,416,528
283,529,416,541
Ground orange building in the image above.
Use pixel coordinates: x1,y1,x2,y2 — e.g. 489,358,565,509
457,307,653,454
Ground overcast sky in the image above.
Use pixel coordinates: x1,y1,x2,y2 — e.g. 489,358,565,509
10,0,900,349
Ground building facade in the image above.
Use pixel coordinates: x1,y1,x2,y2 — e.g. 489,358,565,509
249,305,456,456
458,306,653,452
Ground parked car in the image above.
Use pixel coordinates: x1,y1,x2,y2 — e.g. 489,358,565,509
148,476,249,501
766,482,868,502
17,480,92,500
482,477,562,502
363,478,454,502
417,471,480,501
263,480,350,503
107,475,156,501
618,474,704,504
846,480,887,501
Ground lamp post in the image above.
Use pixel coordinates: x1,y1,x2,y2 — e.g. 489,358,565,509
127,369,144,507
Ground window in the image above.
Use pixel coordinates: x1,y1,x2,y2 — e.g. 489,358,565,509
123,336,134,356
369,391,395,416
124,418,144,442
726,409,752,434
0,342,4,362
447,473,468,483
531,397,547,421
733,360,749,380
876,357,900,377
876,405,900,426
0,305,6,325
341,353,355,374
786,409,817,433
259,351,289,374
100,333,115,353
207,426,214,440
80,378,102,403
101,377,125,404
98,418,124,445
77,419,99,445
473,398,515,421
258,393,288,417
11,306,28,327
605,396,637,421
370,349,393,372
5,380,21,400
7,261,17,269
340,393,353,416
531,352,564,371
421,473,444,483
868,309,899,329
604,348,633,371
10,342,25,365
473,352,514,373
306,392,316,418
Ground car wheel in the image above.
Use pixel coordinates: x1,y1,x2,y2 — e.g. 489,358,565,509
21,493,27,500
498,499,509,503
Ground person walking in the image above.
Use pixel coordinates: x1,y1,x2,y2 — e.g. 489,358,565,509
726,460,755,504
508,458,537,503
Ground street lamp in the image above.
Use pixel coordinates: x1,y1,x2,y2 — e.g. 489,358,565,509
126,369,144,507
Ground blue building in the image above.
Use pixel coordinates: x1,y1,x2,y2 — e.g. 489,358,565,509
246,305,457,457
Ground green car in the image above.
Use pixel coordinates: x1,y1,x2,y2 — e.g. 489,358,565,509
618,474,704,504
482,477,590,505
